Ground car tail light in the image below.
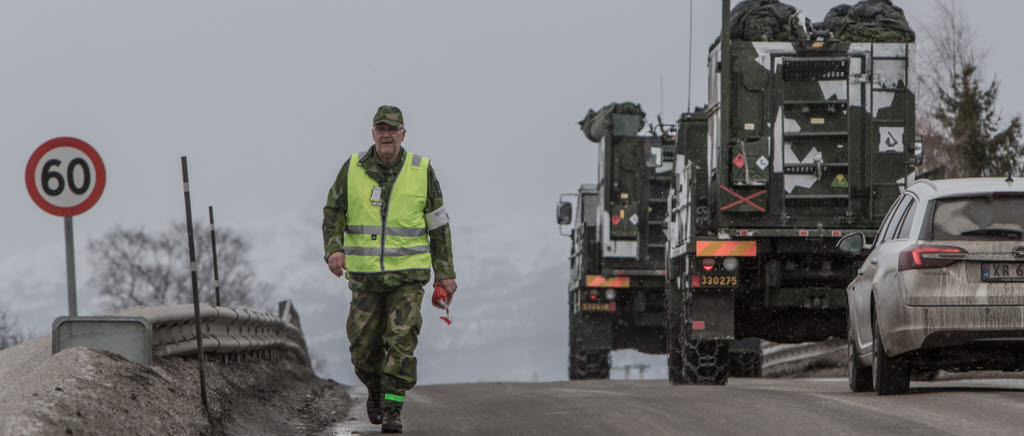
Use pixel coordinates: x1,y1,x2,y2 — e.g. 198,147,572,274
898,244,969,271
588,289,599,301
701,258,715,272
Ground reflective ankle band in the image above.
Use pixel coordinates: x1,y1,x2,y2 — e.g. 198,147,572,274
384,394,405,403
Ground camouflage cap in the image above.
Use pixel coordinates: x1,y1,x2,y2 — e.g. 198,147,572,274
373,106,404,127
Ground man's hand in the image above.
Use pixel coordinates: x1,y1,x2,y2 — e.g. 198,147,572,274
435,278,457,304
328,252,346,277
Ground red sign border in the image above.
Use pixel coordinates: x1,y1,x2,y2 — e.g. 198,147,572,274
25,137,106,217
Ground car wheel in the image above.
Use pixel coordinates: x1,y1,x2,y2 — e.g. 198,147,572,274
872,311,909,395
848,325,872,392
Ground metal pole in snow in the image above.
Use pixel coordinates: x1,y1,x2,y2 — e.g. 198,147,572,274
181,156,209,412
209,206,221,307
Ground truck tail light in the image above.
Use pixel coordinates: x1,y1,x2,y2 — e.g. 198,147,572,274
701,258,715,272
898,244,968,271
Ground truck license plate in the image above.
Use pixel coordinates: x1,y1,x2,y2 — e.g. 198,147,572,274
693,275,738,287
981,263,1024,282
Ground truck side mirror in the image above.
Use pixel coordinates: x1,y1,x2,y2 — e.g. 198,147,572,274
557,201,572,225
837,233,865,255
914,136,923,166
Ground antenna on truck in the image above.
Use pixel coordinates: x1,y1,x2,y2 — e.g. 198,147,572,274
687,0,694,112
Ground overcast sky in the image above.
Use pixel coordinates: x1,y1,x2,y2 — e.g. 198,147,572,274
1,1,1019,383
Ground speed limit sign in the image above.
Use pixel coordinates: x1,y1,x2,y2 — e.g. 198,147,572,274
25,137,106,217
26,137,106,317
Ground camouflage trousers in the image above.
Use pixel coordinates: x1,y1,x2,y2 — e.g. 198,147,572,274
347,282,424,411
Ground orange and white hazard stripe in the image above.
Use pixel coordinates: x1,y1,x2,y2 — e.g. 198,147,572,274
695,240,757,257
586,275,630,288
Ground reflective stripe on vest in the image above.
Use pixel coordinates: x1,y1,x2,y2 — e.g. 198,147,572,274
343,152,431,273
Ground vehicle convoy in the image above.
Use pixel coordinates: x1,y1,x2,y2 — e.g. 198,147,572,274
841,178,1024,395
559,0,922,384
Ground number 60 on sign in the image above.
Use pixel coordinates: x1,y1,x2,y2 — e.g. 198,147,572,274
25,137,106,217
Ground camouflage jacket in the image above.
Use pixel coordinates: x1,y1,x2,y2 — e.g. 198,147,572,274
322,146,456,292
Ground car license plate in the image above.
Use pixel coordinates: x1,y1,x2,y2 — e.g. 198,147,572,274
981,263,1024,282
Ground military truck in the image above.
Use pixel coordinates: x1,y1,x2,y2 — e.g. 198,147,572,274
558,103,678,379
665,0,920,384
559,0,921,384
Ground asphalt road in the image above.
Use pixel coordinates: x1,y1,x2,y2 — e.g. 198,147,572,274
331,377,1024,435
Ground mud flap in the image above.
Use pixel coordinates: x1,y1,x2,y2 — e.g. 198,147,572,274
572,313,614,350
690,290,734,340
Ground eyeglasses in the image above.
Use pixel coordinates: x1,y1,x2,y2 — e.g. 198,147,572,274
374,125,403,133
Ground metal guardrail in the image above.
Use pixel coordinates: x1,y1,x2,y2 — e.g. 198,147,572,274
761,338,845,371
117,300,309,365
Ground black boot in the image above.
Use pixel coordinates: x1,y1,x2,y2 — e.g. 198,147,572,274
381,408,402,433
367,388,383,425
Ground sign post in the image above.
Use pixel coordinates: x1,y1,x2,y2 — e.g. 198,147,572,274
25,137,106,317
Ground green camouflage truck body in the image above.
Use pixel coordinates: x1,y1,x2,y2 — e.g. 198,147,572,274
669,39,918,343
562,104,681,379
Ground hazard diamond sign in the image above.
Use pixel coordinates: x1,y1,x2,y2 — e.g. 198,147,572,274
732,153,746,168
25,137,106,217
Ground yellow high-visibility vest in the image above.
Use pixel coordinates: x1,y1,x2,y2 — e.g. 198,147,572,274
343,152,431,273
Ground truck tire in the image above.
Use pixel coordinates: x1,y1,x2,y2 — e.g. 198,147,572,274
684,339,729,385
568,301,610,380
667,282,684,384
872,310,909,395
728,351,762,378
679,284,729,384
569,348,610,380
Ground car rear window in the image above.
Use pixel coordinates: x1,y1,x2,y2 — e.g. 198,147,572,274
931,195,1024,241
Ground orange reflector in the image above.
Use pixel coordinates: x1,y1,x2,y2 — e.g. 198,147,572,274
586,275,630,288
696,240,757,257
691,275,701,288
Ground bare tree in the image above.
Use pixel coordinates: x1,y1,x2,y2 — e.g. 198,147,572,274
917,0,982,113
916,0,978,176
0,309,24,351
88,223,270,312
916,0,1021,177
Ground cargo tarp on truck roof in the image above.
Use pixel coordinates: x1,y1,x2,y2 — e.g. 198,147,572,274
817,0,915,43
579,102,645,143
730,0,807,42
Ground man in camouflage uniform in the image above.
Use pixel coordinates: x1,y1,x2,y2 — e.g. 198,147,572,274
323,106,457,433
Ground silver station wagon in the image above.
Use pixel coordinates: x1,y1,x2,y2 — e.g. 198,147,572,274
839,177,1024,394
